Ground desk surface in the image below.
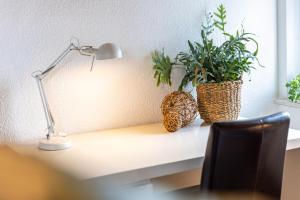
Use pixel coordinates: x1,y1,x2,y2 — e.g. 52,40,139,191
12,119,300,184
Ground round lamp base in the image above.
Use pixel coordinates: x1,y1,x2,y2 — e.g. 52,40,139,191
38,136,72,151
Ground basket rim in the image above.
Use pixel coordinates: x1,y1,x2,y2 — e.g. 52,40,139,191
197,80,243,87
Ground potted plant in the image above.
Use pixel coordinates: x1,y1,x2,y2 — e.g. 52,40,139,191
286,74,300,102
152,4,263,123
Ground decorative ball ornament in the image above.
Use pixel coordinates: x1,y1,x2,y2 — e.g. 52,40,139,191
163,111,182,132
161,91,198,132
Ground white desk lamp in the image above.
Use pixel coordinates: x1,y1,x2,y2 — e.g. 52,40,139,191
32,38,123,151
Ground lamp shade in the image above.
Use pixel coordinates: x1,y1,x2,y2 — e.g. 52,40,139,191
96,43,123,60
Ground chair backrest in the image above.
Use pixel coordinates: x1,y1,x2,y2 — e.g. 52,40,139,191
200,112,290,199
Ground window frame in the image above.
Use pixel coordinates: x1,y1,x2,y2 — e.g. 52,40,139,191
277,0,288,99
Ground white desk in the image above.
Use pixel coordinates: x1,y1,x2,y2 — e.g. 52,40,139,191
12,119,300,185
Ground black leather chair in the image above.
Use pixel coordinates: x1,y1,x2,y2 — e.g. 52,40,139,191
176,112,290,200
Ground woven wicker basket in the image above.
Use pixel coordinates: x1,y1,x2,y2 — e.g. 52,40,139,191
196,80,242,123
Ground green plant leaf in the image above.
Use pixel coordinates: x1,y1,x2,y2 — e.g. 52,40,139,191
286,74,300,102
151,50,174,87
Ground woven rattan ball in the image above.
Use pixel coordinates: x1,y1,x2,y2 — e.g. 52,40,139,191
161,91,198,132
163,111,182,132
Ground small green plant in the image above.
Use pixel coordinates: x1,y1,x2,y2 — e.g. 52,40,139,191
152,4,263,91
151,50,174,86
286,74,300,102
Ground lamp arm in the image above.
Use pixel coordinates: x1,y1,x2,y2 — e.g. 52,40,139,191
32,42,80,139
34,75,54,138
40,43,79,77
32,40,98,139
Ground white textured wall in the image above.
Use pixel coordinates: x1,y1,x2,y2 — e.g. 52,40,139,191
0,0,277,143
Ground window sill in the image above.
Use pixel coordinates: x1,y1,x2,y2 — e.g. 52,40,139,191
274,98,300,108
